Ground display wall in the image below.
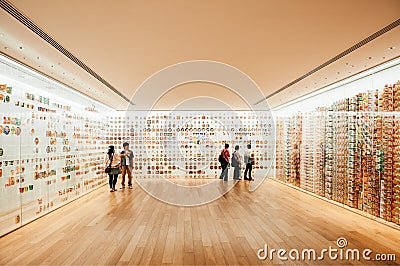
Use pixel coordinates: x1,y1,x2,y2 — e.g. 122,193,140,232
0,55,112,236
109,111,275,179
0,54,276,236
274,59,400,226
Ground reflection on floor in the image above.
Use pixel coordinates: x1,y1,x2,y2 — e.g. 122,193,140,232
0,178,399,265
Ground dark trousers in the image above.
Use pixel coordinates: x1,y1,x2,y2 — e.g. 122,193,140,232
233,165,241,180
121,166,132,186
244,163,252,180
219,162,229,181
108,174,118,189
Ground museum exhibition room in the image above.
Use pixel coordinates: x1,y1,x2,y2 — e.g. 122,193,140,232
0,0,400,265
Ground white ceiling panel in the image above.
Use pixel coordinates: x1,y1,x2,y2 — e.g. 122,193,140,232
0,0,399,110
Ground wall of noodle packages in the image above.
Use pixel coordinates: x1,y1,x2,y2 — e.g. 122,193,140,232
275,81,400,226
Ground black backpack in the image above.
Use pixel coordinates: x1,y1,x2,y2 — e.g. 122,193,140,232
218,150,225,163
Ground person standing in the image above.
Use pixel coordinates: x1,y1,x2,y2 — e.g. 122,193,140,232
232,145,242,180
244,144,254,181
219,143,230,181
120,142,134,189
105,145,121,192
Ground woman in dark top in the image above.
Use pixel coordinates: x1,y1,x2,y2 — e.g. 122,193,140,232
105,145,122,192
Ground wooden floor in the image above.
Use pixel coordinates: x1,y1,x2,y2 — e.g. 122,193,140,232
0,178,399,265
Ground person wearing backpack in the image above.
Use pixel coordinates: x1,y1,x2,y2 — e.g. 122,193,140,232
232,145,242,180
218,143,230,181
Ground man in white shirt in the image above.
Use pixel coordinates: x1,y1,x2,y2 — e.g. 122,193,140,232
120,142,134,189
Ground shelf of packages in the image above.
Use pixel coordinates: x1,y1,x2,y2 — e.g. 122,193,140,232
309,114,320,193
324,110,334,199
331,114,340,203
301,145,315,191
282,119,291,183
381,115,394,221
366,129,379,209
300,113,315,192
348,103,358,207
358,112,375,214
270,83,400,225
372,114,384,217
393,115,400,224
275,119,286,181
289,115,301,187
336,113,349,204
314,112,326,196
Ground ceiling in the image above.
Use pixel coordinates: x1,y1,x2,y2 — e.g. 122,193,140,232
0,0,399,111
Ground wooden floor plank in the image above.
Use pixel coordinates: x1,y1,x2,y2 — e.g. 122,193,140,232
0,179,399,265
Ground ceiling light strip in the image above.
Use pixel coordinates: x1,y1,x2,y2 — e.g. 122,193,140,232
254,18,400,105
0,52,116,111
0,0,134,105
271,56,400,112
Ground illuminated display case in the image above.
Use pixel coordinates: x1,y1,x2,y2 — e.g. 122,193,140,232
0,54,112,236
0,54,276,236
274,58,400,226
109,111,275,180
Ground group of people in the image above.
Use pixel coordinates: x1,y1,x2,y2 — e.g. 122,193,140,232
219,143,254,181
105,142,134,192
105,142,254,192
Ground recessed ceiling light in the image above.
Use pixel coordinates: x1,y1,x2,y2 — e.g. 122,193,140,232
4,47,8,50
37,56,39,60
350,65,355,68
19,46,23,50
51,65,54,68
367,57,372,59
382,56,386,59
345,63,349,65
57,62,61,65
73,78,75,80
388,47,395,50
364,65,367,67
337,72,340,74
23,57,27,60
38,65,41,68
324,77,327,79
348,71,351,74
62,72,65,75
